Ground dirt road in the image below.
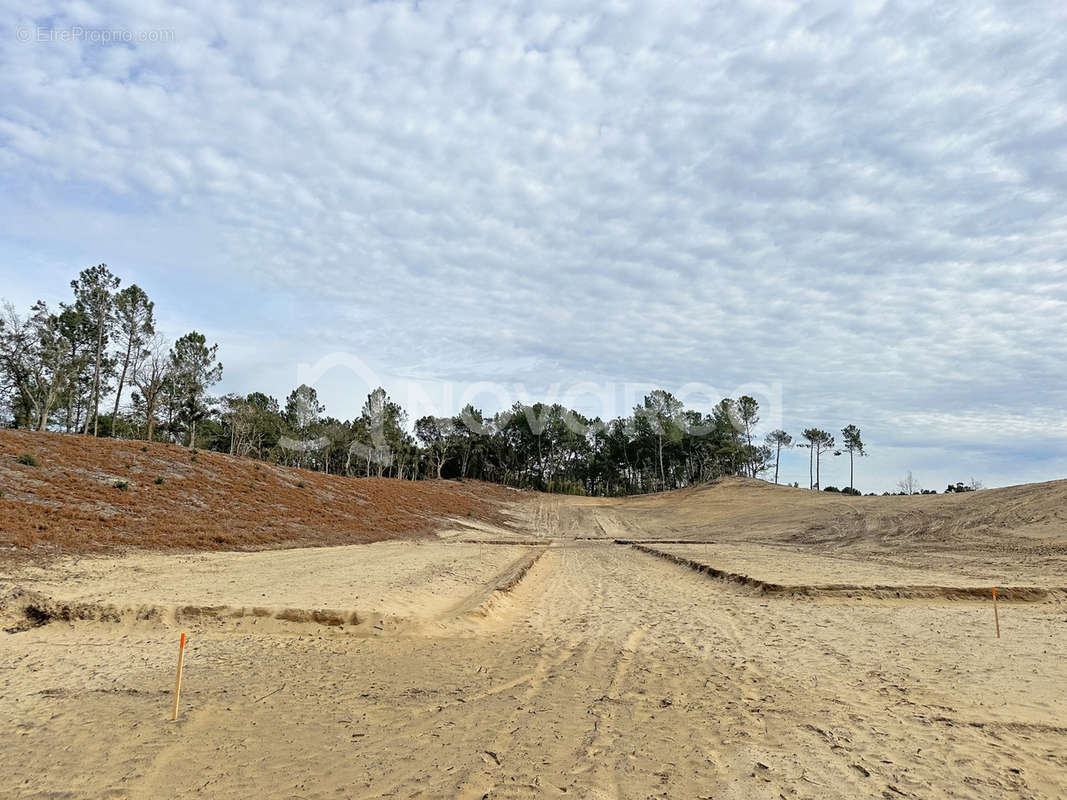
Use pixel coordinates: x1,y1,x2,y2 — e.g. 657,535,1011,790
2,499,1066,798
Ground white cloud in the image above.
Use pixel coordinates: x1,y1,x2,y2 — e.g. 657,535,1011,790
1,0,1066,490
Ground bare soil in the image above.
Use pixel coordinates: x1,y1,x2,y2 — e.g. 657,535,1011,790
2,456,1066,798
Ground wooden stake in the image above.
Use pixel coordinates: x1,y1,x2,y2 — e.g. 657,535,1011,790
992,588,1000,638
172,632,187,720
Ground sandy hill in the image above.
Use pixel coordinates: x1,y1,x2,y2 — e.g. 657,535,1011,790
603,475,1067,545
0,430,513,559
567,475,1067,581
642,476,1063,543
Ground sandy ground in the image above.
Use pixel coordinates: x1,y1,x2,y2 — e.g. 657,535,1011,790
2,494,1067,798
4,541,535,624
646,542,1065,591
510,488,1067,585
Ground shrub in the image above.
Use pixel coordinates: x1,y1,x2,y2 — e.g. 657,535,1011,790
16,453,38,466
841,486,861,496
547,478,587,495
141,446,148,452
154,476,165,485
823,485,840,493
113,480,129,491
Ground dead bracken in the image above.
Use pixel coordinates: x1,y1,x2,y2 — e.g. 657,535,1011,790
0,429,513,558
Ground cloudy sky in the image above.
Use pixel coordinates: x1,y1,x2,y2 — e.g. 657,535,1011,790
2,0,1066,492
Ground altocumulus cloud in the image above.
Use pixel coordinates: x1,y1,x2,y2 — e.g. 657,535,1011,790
1,0,1065,491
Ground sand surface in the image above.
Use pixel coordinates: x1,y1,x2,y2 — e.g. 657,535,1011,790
648,542,1061,590
2,493,1067,798
5,541,533,622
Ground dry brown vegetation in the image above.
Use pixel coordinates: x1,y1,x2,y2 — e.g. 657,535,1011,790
0,429,514,557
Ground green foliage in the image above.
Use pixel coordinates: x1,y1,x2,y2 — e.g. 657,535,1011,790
169,331,223,447
154,476,165,485
113,479,129,490
823,485,840,492
547,478,587,495
16,452,38,466
111,284,155,431
69,264,120,436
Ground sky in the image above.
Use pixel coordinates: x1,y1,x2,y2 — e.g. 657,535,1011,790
1,0,1066,493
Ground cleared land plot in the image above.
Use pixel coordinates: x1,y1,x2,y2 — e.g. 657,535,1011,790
1,541,539,632
636,542,1067,600
3,468,1067,798
3,537,1067,799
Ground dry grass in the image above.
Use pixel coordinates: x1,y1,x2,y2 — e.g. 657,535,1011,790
0,429,516,558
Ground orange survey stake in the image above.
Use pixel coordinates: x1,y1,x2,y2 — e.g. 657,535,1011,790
172,632,188,720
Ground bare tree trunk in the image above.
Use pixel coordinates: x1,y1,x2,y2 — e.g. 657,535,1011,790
84,324,104,436
745,427,753,478
37,389,58,431
146,400,156,442
65,381,76,432
111,334,134,437
657,433,665,489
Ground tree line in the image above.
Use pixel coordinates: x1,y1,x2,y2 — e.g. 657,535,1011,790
1,265,221,445
2,266,870,496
